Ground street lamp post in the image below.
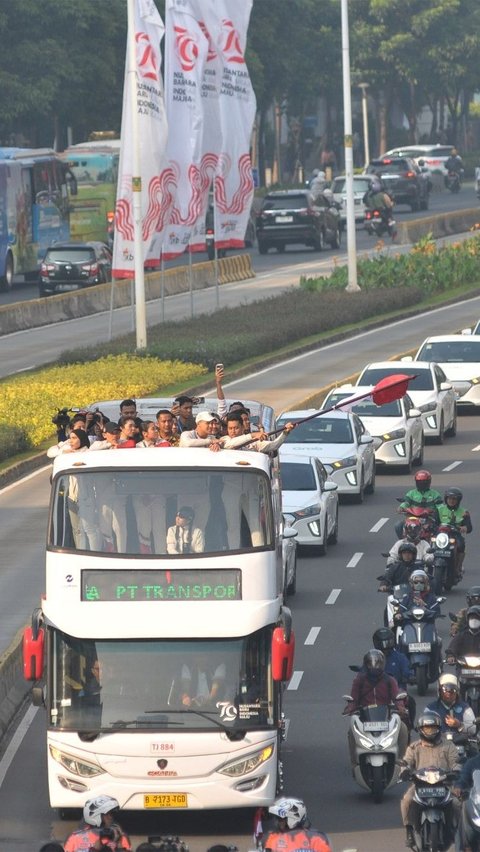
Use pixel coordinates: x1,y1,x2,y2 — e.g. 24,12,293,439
358,82,370,168
341,0,360,292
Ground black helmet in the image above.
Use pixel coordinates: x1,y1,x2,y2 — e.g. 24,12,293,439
467,586,480,607
404,518,422,542
416,710,442,742
363,649,385,678
467,606,480,634
372,628,395,653
444,487,462,506
398,541,417,561
415,470,432,492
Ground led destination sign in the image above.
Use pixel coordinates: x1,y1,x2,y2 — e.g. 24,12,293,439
81,569,242,602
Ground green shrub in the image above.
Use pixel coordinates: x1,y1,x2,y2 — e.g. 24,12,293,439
0,424,31,462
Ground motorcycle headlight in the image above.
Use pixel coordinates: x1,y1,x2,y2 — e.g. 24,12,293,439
435,532,450,549
379,732,397,749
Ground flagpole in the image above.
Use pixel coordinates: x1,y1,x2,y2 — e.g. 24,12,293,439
127,0,147,349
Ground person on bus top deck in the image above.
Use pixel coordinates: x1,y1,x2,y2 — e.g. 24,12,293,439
63,795,131,851
171,395,196,433
218,411,295,453
261,796,332,852
178,411,222,451
156,408,180,446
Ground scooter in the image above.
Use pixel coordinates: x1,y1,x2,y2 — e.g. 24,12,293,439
445,170,461,192
400,765,457,851
343,697,406,803
430,523,462,594
396,501,438,541
393,598,444,696
364,208,396,239
457,767,480,851
455,655,480,716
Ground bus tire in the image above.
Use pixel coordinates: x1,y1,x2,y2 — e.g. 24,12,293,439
0,253,13,291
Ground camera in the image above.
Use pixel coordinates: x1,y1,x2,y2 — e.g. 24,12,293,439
51,407,71,428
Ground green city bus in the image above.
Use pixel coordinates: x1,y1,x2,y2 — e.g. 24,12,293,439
60,138,120,246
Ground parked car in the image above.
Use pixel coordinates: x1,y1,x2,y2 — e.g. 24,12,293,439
356,361,457,443
364,156,430,211
39,241,112,296
322,385,424,471
277,409,376,503
382,144,452,178
414,335,480,410
255,189,341,254
280,453,338,556
330,174,375,223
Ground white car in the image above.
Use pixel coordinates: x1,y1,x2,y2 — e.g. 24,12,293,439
330,174,375,223
282,518,298,595
382,144,452,177
356,361,457,443
280,453,339,555
277,409,376,503
414,335,480,410
322,385,424,471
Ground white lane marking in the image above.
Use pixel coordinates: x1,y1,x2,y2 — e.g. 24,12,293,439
0,705,38,787
370,518,389,533
305,627,321,645
347,553,363,568
472,445,480,452
326,588,341,604
443,461,462,472
287,671,303,690
0,464,51,495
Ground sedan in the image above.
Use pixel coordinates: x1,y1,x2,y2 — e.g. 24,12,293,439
280,453,339,556
255,189,341,254
330,174,375,223
356,361,457,443
276,409,376,503
382,144,452,178
39,241,112,296
414,335,480,410
322,386,424,471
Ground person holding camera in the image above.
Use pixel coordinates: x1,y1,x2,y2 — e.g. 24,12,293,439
63,794,131,851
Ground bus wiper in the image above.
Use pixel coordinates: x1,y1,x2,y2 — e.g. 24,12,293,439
145,708,247,740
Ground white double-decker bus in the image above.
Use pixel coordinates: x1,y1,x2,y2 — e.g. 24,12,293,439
24,446,295,813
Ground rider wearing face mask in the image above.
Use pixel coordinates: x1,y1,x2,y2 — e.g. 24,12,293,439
447,606,480,663
425,673,476,742
436,487,472,581
450,586,480,637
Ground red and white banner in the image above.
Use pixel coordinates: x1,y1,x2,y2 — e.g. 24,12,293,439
214,1,256,250
112,0,171,278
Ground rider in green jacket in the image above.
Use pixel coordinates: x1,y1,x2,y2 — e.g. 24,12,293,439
436,487,472,580
395,470,442,538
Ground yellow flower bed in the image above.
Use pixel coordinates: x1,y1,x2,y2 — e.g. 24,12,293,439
2,354,207,446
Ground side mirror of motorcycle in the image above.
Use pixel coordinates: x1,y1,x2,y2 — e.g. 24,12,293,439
396,692,408,700
349,665,361,672
437,596,446,603
381,553,389,558
449,612,458,622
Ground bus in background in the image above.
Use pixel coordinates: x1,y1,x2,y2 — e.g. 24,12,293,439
60,136,120,247
0,147,74,291
24,446,296,814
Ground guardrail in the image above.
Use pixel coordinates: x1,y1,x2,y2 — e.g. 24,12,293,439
0,254,255,336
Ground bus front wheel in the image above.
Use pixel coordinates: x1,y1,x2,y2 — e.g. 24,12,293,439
0,253,13,291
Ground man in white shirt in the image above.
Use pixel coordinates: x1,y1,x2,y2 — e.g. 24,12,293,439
179,411,222,450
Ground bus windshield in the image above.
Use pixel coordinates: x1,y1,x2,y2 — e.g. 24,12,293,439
49,630,274,733
50,468,274,555
65,153,118,186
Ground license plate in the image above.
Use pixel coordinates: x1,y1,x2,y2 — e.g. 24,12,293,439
363,720,389,731
144,793,188,809
408,642,431,652
275,216,293,223
461,669,480,677
417,787,446,797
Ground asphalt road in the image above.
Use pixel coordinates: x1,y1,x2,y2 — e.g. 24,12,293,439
1,303,480,850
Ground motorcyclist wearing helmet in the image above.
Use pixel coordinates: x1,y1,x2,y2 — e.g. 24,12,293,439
450,586,480,637
395,569,440,617
372,627,416,728
447,606,480,664
436,487,472,580
400,710,460,848
262,796,332,852
63,795,131,851
309,170,327,204
395,470,442,538
425,674,476,745
387,518,434,567
380,542,422,589
445,147,464,178
363,176,395,233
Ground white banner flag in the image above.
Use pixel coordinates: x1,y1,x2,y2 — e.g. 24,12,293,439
112,0,170,278
214,2,256,251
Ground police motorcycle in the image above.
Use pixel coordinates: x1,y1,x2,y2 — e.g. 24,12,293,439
457,768,480,851
399,765,458,852
392,573,444,696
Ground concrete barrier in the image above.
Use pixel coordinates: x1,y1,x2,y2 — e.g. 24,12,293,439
0,254,255,336
396,206,480,245
0,628,31,741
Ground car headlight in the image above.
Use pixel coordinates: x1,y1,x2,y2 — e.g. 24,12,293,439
49,745,104,777
292,504,321,519
470,377,480,385
331,455,357,471
418,402,436,413
219,745,274,777
381,429,406,441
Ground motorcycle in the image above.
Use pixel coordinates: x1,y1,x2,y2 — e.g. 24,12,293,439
453,655,480,716
393,597,444,696
364,207,396,239
457,767,480,851
342,698,406,803
135,837,190,852
396,501,438,541
429,523,461,594
445,170,461,192
400,765,457,852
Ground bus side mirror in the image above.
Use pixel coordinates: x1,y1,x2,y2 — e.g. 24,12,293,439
23,625,45,681
272,626,295,682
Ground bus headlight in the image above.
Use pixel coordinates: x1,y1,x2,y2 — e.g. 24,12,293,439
219,745,274,777
49,745,105,777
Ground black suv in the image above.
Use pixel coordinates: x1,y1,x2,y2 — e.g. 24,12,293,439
39,241,112,296
256,190,341,254
365,157,430,211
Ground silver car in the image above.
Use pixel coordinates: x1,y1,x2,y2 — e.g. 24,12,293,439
330,174,375,224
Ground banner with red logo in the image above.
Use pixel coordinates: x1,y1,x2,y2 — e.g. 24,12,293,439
112,0,170,278
214,1,256,251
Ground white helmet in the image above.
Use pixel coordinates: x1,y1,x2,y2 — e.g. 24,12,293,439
268,796,307,829
83,794,119,827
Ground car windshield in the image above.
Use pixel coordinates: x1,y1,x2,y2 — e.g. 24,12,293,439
46,248,94,263
281,462,316,491
333,177,371,194
351,398,403,417
360,367,433,391
417,341,480,363
263,196,308,211
278,416,353,444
